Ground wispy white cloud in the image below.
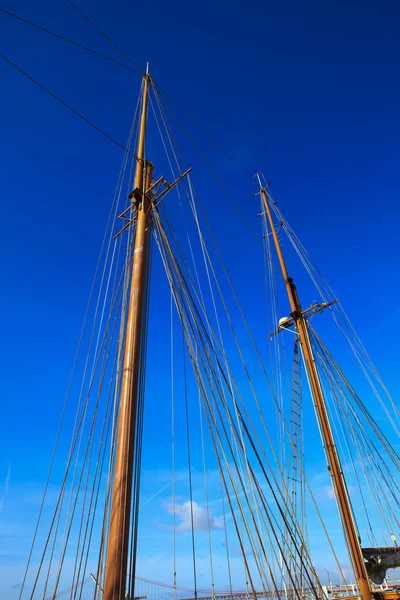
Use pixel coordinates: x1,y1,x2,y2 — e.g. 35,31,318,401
324,486,336,500
0,463,11,513
5,464,11,493
164,499,224,532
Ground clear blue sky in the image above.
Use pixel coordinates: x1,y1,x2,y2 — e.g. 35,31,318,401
1,0,400,597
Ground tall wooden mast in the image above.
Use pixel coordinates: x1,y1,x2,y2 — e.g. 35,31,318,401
258,180,372,600
103,69,152,600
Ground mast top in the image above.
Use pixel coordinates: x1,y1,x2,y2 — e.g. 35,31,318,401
146,61,150,75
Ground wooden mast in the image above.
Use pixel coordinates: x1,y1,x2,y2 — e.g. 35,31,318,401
103,68,152,600
258,181,372,600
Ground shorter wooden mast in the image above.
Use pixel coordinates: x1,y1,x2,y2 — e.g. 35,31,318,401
259,181,372,600
103,70,153,600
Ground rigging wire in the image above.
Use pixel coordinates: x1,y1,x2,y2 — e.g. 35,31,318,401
65,0,142,71
150,90,274,587
15,21,400,592
150,78,254,183
20,98,140,599
150,82,261,248
170,289,177,599
311,329,400,542
128,226,153,598
153,219,268,592
264,184,400,430
153,209,323,596
312,330,400,501
42,104,139,597
183,334,199,599
258,181,400,557
149,86,350,593
0,7,140,73
62,0,257,186
17,117,137,599
150,90,238,592
46,270,126,599
3,0,268,217
0,52,139,161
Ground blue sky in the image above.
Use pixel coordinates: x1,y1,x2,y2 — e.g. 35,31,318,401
1,0,400,598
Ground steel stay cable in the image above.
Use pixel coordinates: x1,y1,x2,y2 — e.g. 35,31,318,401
322,367,392,544
52,0,257,188
182,334,199,599
197,360,216,594
159,196,322,584
129,229,152,598
186,197,298,585
29,265,126,599
77,348,120,600
102,125,141,597
67,242,119,600
66,0,142,71
150,91,235,594
0,7,140,72
151,78,254,183
218,449,234,595
314,332,398,568
73,325,121,599
18,101,137,600
47,272,126,599
173,179,298,493
326,367,400,537
311,328,400,472
49,244,118,592
114,174,144,598
95,241,134,596
158,209,342,596
153,220,268,592
147,101,290,564
170,289,177,598
262,187,400,569
327,371,383,537
314,333,400,512
181,191,319,562
16,0,257,193
23,108,139,599
181,173,270,587
266,187,399,427
0,52,140,161
72,258,126,595
150,82,263,250
96,220,137,596
153,212,318,596
13,0,396,506
155,206,348,590
239,417,320,600
15,11,380,584
40,104,139,597
184,173,265,525
151,82,283,374
152,226,255,593
318,345,400,522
